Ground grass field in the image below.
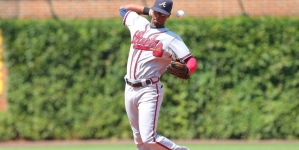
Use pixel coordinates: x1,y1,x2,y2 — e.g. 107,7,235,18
0,140,299,150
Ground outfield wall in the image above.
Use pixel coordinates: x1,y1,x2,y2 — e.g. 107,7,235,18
0,0,299,19
0,18,298,140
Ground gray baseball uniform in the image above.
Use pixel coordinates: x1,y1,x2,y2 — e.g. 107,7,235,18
120,1,192,150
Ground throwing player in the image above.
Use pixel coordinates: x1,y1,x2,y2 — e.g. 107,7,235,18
119,0,197,149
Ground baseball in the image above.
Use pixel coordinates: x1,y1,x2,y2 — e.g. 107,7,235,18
176,10,185,18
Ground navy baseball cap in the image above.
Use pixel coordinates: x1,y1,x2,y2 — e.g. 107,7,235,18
151,0,173,15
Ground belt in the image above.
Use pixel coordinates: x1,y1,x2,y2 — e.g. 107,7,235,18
126,79,152,87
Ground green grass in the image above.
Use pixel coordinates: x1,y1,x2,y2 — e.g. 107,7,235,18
1,143,299,150
0,144,134,150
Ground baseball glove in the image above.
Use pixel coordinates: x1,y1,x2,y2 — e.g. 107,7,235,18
166,60,190,80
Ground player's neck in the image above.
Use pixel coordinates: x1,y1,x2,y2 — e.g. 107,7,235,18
150,22,165,28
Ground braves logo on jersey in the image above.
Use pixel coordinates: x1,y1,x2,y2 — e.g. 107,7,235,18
131,25,166,57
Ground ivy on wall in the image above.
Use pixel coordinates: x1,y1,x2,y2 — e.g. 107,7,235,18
0,17,298,141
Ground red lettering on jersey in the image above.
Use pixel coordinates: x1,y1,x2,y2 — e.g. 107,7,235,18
131,25,161,49
131,25,167,57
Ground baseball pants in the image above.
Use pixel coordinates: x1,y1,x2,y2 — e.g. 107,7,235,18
125,82,189,150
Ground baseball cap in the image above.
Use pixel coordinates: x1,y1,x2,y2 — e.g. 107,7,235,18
151,0,173,15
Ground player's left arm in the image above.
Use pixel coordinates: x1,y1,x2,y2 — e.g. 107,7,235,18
169,37,197,75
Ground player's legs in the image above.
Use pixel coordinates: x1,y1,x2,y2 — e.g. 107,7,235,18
125,85,153,150
138,83,189,150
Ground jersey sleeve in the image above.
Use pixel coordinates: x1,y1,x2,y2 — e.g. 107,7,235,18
119,8,146,31
168,36,192,61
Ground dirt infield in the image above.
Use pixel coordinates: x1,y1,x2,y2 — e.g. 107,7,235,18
0,139,298,147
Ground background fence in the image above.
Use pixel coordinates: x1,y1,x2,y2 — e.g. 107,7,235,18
0,0,299,19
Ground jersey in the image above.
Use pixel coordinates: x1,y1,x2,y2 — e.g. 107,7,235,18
121,9,192,81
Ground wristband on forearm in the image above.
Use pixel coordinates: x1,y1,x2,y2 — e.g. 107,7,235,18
143,7,151,15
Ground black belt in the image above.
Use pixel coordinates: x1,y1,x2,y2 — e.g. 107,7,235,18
126,79,152,87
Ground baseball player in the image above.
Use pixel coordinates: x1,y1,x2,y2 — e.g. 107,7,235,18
119,0,197,149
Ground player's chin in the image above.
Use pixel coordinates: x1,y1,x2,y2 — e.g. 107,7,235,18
153,21,163,26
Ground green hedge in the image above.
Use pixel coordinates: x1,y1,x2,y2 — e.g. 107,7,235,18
0,17,298,141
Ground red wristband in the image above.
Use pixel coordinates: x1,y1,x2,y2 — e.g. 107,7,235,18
186,57,197,74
